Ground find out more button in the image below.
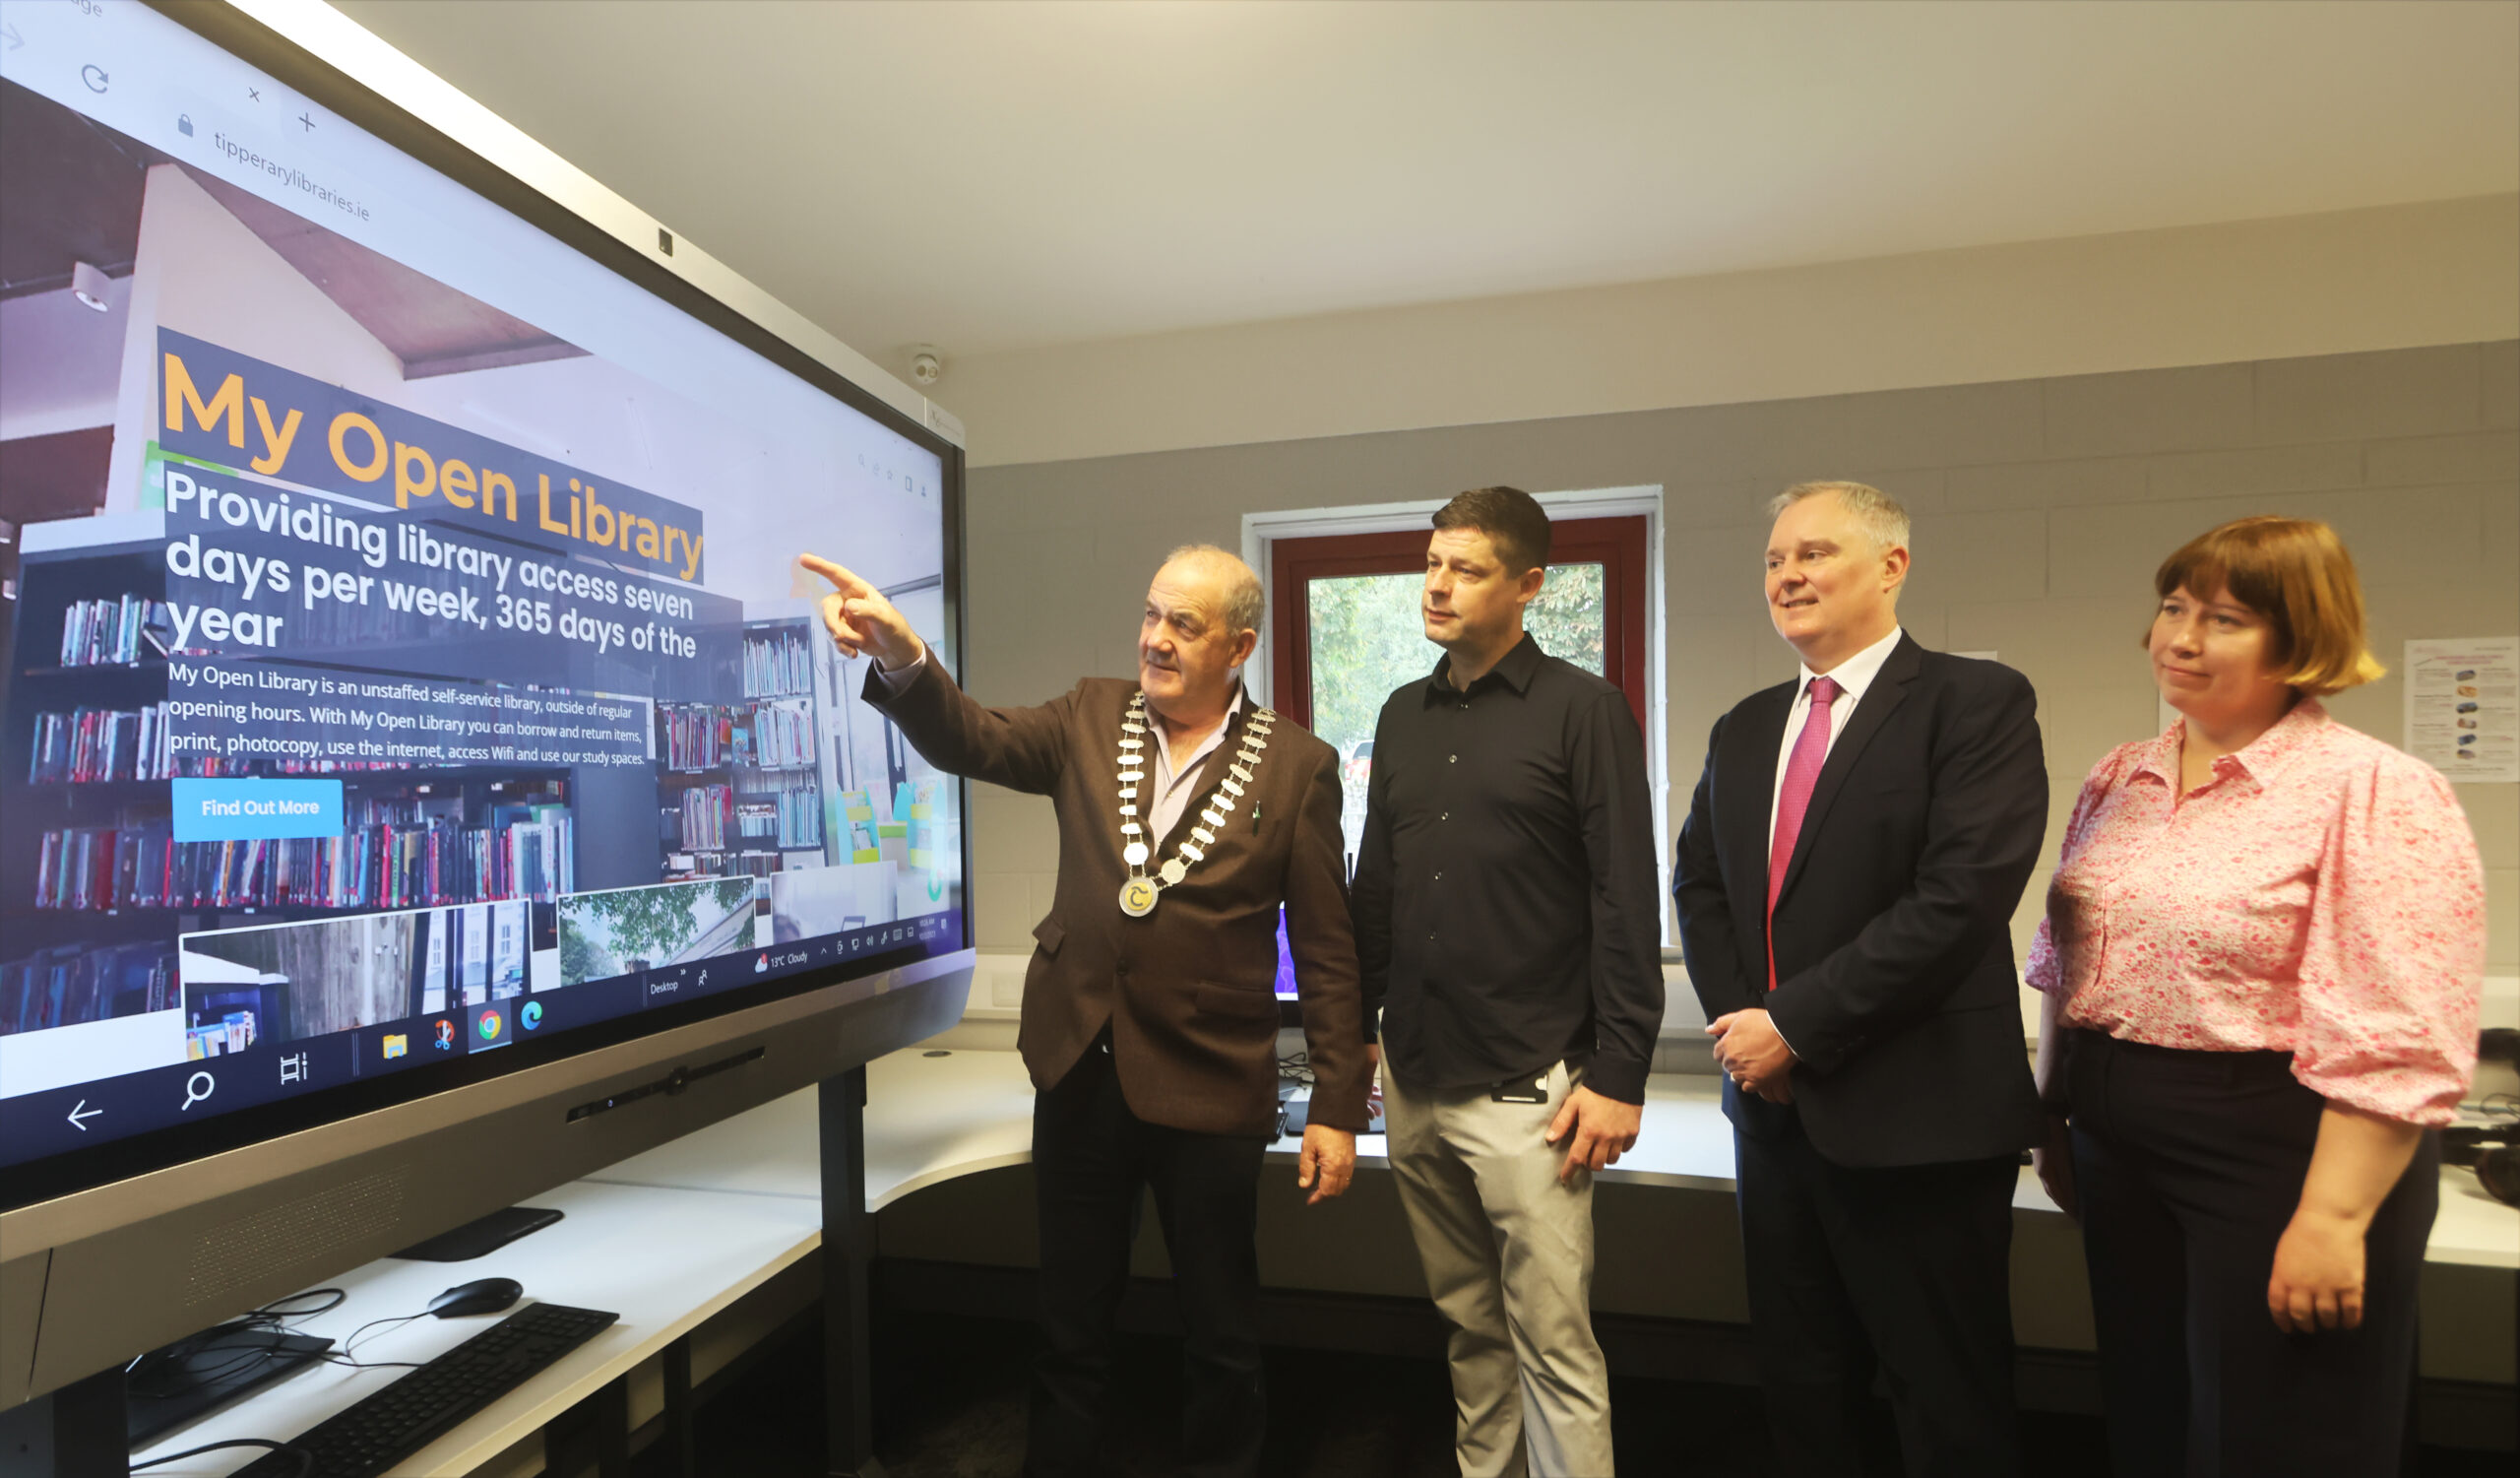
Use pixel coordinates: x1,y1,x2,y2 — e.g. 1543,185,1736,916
171,778,344,842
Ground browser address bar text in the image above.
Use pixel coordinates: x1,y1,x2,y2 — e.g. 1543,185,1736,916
208,128,374,225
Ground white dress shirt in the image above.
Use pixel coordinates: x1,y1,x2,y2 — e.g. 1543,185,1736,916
1142,686,1246,849
876,648,1242,848
1767,624,1906,866
1756,624,1903,1051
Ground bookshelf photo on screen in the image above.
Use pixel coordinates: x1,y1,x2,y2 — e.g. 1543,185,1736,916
0,52,965,1189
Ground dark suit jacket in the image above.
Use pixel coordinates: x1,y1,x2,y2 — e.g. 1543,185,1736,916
1673,634,2048,1168
869,660,1370,1137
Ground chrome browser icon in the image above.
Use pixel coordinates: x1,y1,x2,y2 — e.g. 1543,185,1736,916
477,1009,502,1041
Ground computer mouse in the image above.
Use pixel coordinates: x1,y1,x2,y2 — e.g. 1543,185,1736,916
427,1277,524,1317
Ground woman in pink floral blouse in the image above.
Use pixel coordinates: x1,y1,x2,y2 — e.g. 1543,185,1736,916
2027,515,2484,1478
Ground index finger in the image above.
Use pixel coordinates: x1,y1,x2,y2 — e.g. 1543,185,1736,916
795,553,874,599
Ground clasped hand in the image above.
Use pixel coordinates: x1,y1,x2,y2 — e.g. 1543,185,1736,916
1707,1008,1796,1103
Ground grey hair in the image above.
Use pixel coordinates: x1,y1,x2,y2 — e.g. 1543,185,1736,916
1767,481,1911,553
1163,544,1266,637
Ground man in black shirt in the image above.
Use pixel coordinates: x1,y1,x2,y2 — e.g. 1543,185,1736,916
1351,486,1665,1477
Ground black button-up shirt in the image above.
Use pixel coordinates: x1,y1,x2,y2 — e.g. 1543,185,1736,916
1351,634,1665,1103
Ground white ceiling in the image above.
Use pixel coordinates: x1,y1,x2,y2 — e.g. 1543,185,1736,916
333,0,2519,371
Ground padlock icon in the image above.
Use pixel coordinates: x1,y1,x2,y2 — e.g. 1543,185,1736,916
177,114,193,136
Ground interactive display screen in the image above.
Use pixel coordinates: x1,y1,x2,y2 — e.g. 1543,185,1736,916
0,1,965,1196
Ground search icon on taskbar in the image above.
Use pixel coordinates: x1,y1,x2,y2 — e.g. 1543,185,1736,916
181,1070,216,1111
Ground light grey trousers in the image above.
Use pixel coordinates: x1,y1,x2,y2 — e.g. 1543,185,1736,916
1382,1055,1616,1478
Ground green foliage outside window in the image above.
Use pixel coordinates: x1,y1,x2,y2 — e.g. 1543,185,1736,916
1304,563,1606,757
1304,562,1605,855
558,876,754,984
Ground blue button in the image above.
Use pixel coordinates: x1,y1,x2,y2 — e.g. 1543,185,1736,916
170,779,343,842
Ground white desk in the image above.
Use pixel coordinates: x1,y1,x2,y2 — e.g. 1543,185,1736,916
617,1047,2514,1271
585,1048,1036,1211
127,1045,2519,1474
2432,1175,2520,1271
128,1181,822,1476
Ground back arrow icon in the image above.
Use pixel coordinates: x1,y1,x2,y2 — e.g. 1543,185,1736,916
67,1100,102,1130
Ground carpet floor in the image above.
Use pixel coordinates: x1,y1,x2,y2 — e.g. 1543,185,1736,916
678,1308,2507,1477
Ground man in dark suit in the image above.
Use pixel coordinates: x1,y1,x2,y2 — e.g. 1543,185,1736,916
1672,482,2048,1477
802,546,1368,1478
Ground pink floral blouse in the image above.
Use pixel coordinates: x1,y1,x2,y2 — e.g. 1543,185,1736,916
2027,699,2486,1126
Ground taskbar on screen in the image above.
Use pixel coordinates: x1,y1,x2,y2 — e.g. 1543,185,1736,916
0,910,956,1176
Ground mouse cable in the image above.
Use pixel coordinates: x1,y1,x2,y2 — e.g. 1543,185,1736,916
131,1438,312,1477
340,1311,427,1358
316,1353,426,1372
254,1288,348,1326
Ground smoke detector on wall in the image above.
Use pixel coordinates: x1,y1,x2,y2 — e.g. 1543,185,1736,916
908,346,943,386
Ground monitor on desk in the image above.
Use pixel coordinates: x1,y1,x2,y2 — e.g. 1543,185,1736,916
0,0,973,1409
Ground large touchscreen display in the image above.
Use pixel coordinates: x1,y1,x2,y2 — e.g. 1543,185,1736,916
0,0,962,1184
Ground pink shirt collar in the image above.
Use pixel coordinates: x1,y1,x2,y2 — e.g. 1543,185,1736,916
2130,694,2331,793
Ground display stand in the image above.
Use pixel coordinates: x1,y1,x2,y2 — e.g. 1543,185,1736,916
819,1063,884,1478
2,1363,122,1478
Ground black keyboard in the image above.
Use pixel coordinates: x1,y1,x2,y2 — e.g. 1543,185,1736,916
234,1302,617,1477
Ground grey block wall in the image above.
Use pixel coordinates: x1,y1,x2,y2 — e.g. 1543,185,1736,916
962,339,2520,972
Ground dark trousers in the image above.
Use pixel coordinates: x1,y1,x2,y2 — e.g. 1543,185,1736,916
1027,1039,1269,1478
2064,1029,2439,1478
1734,1113,2023,1478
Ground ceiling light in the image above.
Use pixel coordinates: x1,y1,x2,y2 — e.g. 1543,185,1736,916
71,261,112,312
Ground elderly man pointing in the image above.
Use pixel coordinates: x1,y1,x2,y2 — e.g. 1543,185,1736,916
801,545,1368,1478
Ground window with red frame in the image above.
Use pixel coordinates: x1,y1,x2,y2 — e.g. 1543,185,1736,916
1269,514,1649,869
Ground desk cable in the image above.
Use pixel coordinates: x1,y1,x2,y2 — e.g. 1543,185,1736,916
130,1438,311,1477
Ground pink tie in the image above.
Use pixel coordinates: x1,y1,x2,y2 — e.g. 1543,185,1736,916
1767,675,1841,992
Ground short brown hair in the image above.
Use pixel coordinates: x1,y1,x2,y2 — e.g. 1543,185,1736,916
2148,516,2384,696
1432,486,1552,574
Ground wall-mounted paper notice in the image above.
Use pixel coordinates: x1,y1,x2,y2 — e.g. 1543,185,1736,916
2404,636,2517,783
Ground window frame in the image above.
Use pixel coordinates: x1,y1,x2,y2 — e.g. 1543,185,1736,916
1243,487,1670,940
1266,516,1650,738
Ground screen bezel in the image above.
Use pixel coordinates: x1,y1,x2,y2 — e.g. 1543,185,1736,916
0,0,972,1211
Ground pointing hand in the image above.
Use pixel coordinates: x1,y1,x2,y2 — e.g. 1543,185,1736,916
798,553,923,670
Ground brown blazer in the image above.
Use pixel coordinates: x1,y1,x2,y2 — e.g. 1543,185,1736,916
869,660,1371,1137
